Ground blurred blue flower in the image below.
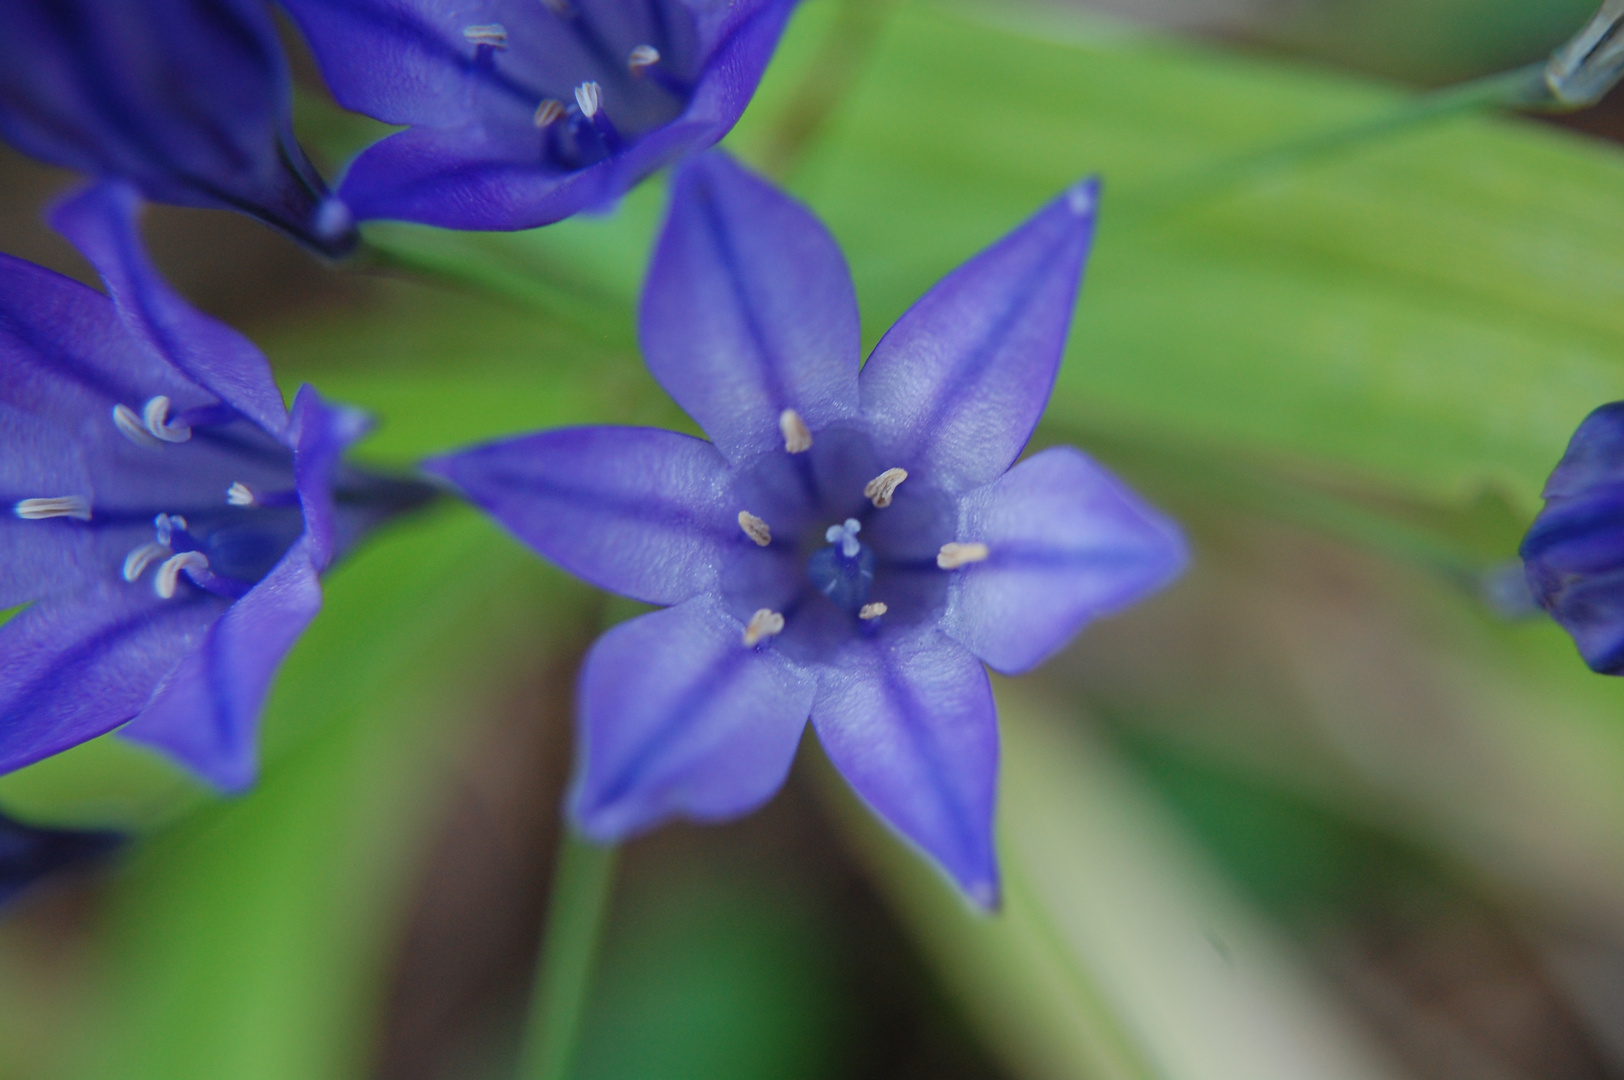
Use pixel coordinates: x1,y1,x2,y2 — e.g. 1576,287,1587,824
0,0,356,257
427,152,1187,906
0,181,425,791
0,813,121,908
1522,401,1624,673
281,0,796,230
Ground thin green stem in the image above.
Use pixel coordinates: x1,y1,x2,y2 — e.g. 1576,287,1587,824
515,832,619,1080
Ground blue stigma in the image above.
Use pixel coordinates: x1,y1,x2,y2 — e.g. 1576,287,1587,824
808,519,875,613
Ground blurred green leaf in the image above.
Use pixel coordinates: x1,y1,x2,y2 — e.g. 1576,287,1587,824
816,683,1408,1080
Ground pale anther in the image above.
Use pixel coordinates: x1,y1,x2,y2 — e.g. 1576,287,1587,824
937,541,990,569
14,496,91,521
864,467,908,508
227,482,255,507
155,551,209,599
859,602,887,620
142,396,191,443
113,403,162,448
462,23,509,48
742,608,785,647
628,44,660,72
738,511,771,546
779,409,812,453
534,98,566,128
574,81,602,118
122,542,169,582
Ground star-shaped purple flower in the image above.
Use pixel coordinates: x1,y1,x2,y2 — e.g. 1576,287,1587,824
0,180,425,791
281,0,796,230
427,153,1187,905
0,0,356,256
1522,401,1624,673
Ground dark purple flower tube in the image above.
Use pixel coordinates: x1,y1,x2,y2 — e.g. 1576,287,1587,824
281,0,797,230
0,181,427,791
1522,402,1624,673
0,812,121,908
0,0,357,256
427,153,1188,906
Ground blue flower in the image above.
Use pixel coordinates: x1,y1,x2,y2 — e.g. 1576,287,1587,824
427,153,1187,905
0,180,426,791
0,812,121,908
0,0,356,257
280,0,797,230
1522,401,1624,673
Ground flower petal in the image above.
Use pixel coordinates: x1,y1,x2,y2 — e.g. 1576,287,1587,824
0,580,227,776
425,426,737,606
290,384,373,572
939,446,1187,674
810,630,999,907
641,152,862,463
570,594,816,840
0,0,349,254
49,182,291,439
120,538,323,791
859,179,1100,493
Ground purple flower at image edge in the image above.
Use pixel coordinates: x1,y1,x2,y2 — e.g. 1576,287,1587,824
282,0,798,230
0,0,356,256
426,152,1188,906
0,180,427,791
1522,401,1624,673
0,813,121,908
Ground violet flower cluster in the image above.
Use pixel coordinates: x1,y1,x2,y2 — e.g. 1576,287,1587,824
0,181,425,793
429,153,1187,904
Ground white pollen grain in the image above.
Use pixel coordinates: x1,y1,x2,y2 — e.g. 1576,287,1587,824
742,608,785,647
779,409,812,453
738,511,772,546
937,542,990,569
864,467,908,508
859,602,887,620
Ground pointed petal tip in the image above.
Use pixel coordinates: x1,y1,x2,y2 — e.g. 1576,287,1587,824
1064,176,1102,220
965,874,1002,912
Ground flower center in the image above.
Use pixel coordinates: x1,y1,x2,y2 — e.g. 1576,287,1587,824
806,518,876,614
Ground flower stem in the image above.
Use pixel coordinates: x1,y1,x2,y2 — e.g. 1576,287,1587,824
515,831,619,1080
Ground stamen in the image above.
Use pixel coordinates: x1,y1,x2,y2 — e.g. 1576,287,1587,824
574,81,602,118
937,542,990,569
122,542,169,582
534,98,566,128
14,496,91,521
864,467,908,508
825,518,862,558
154,551,209,599
742,608,785,647
462,23,509,48
113,403,162,448
628,44,660,73
779,409,812,453
859,602,887,620
226,481,255,507
141,396,191,443
738,511,772,546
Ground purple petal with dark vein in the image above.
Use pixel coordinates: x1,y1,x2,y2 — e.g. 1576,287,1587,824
50,182,290,439
290,384,372,572
120,538,322,791
570,594,816,841
0,0,350,255
426,426,737,606
641,152,861,463
940,446,1187,675
859,179,1100,494
0,579,226,776
0,812,121,906
810,630,1000,907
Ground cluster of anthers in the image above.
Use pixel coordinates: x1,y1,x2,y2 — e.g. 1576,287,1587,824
732,408,991,650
